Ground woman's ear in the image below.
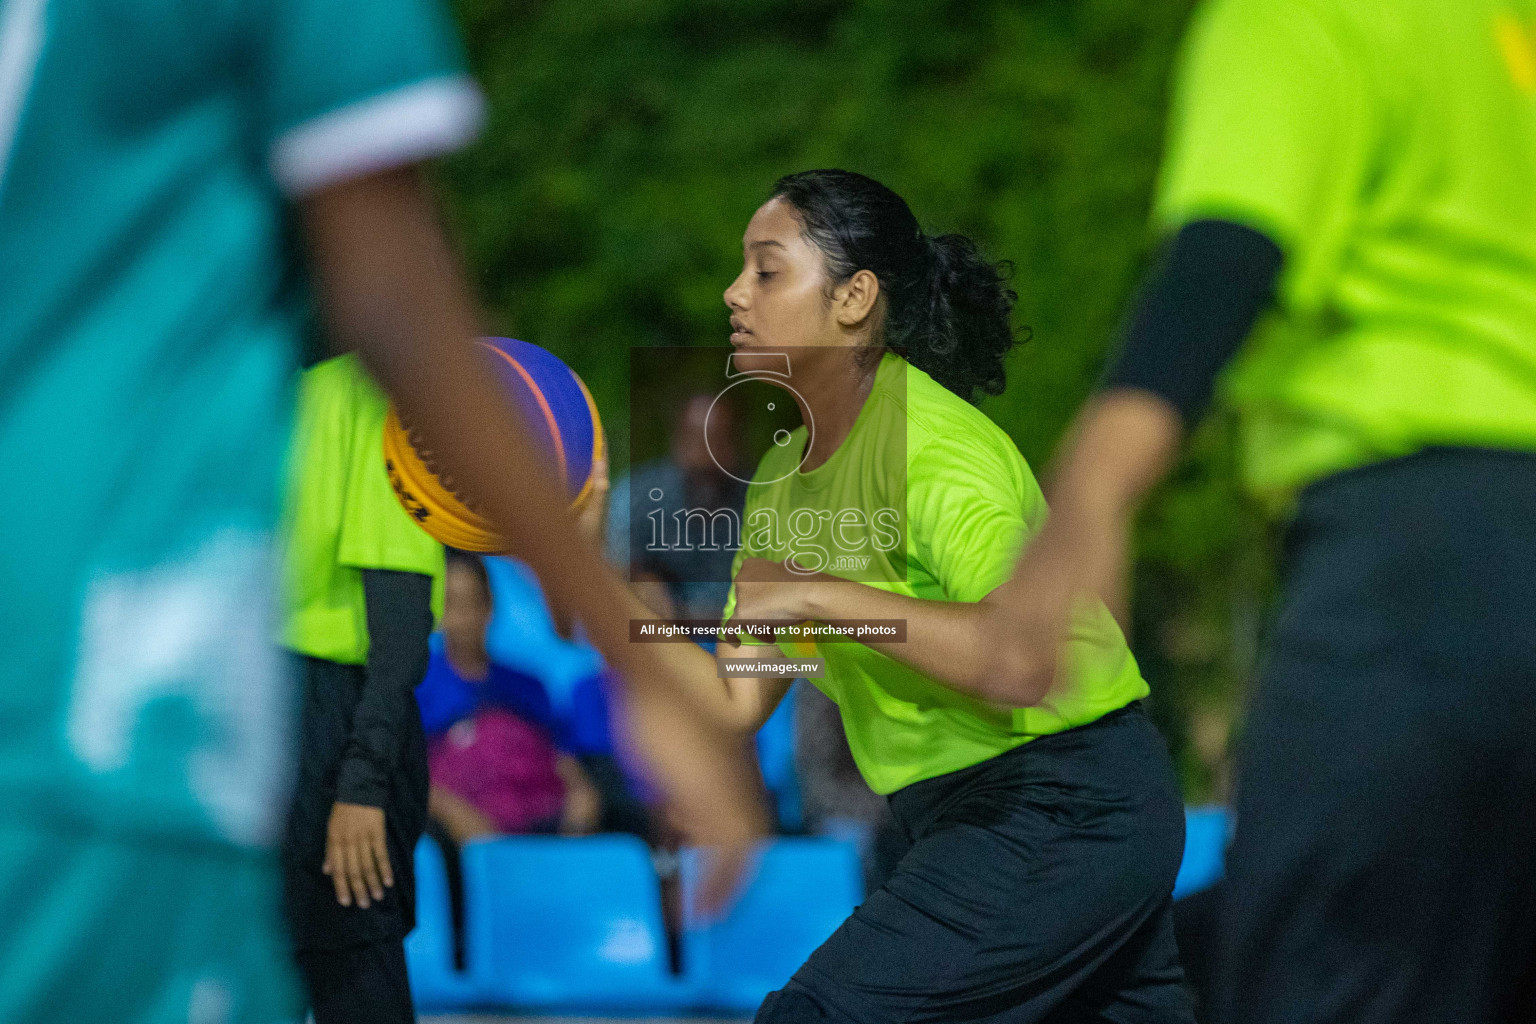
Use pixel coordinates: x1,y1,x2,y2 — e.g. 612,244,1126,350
834,269,880,328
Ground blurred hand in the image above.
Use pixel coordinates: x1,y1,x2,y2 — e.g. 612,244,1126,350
323,802,393,908
618,685,770,916
560,786,603,836
662,762,767,917
662,802,764,925
556,754,604,836
429,785,497,844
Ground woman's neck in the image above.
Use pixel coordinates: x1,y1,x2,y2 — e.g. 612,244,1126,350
794,348,882,473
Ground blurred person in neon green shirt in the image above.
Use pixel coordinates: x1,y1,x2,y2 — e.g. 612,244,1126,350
952,2,1536,1022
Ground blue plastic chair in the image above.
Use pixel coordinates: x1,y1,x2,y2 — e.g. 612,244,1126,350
461,834,694,1011
682,837,863,1013
404,837,484,1011
1174,805,1231,899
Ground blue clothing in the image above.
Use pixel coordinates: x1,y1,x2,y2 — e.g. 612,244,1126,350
417,637,621,761
417,641,560,741
565,670,619,758
483,557,604,711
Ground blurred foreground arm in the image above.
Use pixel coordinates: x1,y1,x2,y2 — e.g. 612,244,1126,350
983,392,1184,704
616,577,794,736
982,219,1282,705
298,166,768,906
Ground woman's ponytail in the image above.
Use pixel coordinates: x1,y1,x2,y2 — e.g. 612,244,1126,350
770,170,1021,404
904,232,1017,403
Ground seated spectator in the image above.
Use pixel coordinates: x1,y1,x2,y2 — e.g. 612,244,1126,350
421,549,621,971
418,550,603,841
479,553,653,836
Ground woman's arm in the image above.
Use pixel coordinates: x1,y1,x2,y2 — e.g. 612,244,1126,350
619,583,795,735
728,558,1019,705
298,165,767,909
713,636,798,733
324,569,435,909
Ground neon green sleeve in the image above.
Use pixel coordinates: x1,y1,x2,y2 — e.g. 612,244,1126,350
720,547,742,625
720,534,775,647
906,429,1043,605
334,362,445,578
1155,0,1380,280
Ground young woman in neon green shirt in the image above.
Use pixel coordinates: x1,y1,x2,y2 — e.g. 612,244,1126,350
652,170,1194,1023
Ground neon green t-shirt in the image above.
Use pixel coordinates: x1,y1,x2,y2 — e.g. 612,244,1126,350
1157,0,1536,497
723,354,1148,795
282,355,445,664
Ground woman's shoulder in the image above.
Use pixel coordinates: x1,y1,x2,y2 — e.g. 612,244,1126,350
896,359,1024,464
890,361,1050,529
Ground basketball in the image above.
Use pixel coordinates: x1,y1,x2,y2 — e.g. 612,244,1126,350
382,337,605,553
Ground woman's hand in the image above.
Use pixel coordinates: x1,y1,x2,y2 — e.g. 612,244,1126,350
323,801,393,909
980,390,1181,705
725,557,817,637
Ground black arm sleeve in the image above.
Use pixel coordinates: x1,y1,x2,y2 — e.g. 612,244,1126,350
1102,219,1284,425
335,569,434,807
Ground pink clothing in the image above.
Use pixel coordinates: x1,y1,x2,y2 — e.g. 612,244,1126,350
428,707,565,833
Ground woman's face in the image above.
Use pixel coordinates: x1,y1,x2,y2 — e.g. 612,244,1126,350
723,199,878,377
442,562,491,665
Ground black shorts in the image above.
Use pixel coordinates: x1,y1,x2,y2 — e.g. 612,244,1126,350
756,703,1194,1024
1212,448,1536,1024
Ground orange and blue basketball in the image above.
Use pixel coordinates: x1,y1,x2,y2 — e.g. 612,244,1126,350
382,337,605,553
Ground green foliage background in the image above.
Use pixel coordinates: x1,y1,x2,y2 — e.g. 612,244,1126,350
438,0,1276,799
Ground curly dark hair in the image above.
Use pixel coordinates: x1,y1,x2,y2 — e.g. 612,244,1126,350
769,169,1020,404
